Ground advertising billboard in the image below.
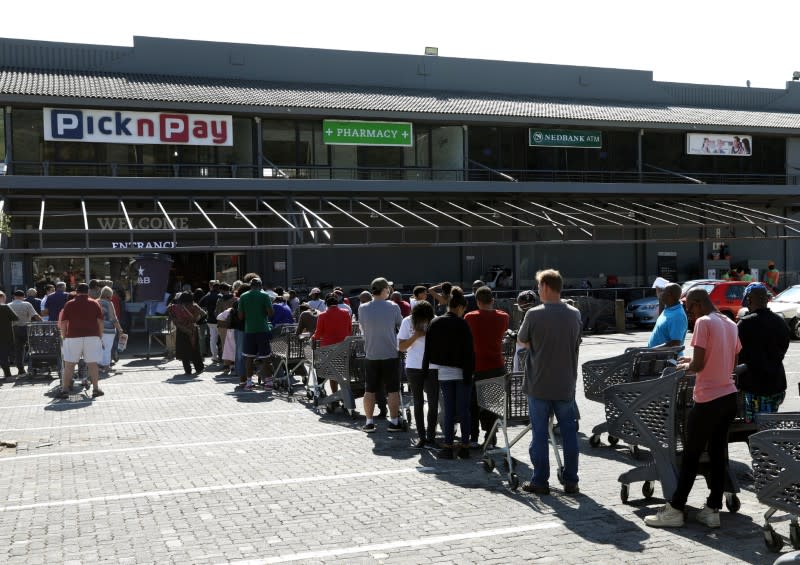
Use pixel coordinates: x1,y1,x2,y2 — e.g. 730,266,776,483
686,133,751,156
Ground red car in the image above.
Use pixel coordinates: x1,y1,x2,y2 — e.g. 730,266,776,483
681,280,751,327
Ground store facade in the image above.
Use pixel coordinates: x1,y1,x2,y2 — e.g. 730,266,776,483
2,36,800,295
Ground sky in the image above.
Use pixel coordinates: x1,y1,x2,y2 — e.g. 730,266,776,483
5,0,799,90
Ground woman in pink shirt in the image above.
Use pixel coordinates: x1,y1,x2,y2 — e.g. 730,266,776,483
645,288,740,530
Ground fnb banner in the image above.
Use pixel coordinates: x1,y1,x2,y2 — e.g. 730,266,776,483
43,108,233,146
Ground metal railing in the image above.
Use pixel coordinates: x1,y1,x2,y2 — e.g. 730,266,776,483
6,161,791,185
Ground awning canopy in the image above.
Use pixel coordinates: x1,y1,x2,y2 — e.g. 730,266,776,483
2,193,799,253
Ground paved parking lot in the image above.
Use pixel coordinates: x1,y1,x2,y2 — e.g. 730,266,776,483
0,329,797,564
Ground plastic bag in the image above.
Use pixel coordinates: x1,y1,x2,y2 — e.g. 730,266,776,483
117,333,129,352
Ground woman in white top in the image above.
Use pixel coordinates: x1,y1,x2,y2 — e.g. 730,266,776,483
397,300,438,448
98,286,123,374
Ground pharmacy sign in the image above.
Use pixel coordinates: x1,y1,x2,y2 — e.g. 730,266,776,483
323,120,413,147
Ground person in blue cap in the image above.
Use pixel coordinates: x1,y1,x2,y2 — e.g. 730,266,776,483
736,283,789,423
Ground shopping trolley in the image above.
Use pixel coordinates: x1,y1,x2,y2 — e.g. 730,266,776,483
269,324,310,395
307,336,365,417
605,368,741,511
748,412,800,552
583,346,681,451
26,322,62,379
475,371,561,491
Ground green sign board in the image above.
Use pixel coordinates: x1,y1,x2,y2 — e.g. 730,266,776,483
529,129,602,149
323,120,413,147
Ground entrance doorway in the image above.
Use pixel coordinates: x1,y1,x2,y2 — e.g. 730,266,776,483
169,253,213,292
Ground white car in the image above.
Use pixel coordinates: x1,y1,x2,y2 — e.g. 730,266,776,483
765,285,800,339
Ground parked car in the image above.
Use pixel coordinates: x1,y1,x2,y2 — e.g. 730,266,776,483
680,279,719,297
741,284,800,339
625,295,660,326
681,280,751,328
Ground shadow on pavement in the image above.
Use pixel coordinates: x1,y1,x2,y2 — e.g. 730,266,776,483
164,374,202,384
630,504,764,563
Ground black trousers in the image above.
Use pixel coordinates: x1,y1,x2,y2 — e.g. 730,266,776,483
470,367,505,443
0,339,12,377
406,368,439,441
671,391,737,511
13,326,27,372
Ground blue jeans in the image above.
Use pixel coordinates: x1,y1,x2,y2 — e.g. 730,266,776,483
440,380,470,446
527,396,579,486
234,329,245,378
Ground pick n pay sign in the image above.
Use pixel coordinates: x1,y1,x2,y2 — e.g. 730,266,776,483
43,108,233,146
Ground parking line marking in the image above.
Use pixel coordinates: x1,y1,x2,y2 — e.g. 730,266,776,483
0,429,359,463
230,522,563,564
0,468,417,512
0,408,299,432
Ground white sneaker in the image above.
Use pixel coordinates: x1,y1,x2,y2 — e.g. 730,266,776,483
694,505,720,528
644,503,685,528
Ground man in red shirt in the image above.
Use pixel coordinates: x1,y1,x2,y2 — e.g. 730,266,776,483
390,291,411,318
58,283,105,399
312,293,353,394
464,286,509,448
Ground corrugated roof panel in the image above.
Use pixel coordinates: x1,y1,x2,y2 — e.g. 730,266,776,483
3,69,800,130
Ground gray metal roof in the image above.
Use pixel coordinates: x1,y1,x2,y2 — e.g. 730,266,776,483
3,68,800,131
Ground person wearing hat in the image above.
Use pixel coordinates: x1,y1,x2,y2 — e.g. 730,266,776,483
58,283,104,398
736,283,790,423
358,277,404,433
647,283,688,350
307,288,327,313
513,290,539,372
8,289,42,376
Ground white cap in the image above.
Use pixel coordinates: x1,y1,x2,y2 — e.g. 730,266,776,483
651,277,669,290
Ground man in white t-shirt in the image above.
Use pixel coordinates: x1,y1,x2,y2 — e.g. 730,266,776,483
307,287,327,312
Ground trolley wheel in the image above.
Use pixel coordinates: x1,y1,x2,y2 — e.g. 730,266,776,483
557,468,564,485
312,397,319,407
620,484,629,504
790,522,800,550
607,435,619,446
508,473,519,491
482,457,495,472
631,445,641,459
405,409,412,424
725,493,741,514
589,434,601,448
764,526,785,553
642,481,655,499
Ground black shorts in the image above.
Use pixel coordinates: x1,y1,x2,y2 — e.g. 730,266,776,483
243,332,272,358
365,357,400,394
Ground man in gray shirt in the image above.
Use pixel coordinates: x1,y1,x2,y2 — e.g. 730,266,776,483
8,289,42,376
517,269,582,496
358,277,403,433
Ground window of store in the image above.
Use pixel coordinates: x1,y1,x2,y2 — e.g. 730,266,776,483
0,109,5,162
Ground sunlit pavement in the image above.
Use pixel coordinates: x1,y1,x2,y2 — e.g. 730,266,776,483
0,329,796,564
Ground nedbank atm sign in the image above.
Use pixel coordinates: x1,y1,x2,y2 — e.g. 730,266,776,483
43,108,233,146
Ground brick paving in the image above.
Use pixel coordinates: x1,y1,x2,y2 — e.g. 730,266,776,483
0,330,797,564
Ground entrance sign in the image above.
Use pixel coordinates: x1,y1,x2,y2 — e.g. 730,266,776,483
529,129,602,149
323,120,413,146
112,241,176,249
657,251,678,282
686,133,752,156
44,108,233,146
